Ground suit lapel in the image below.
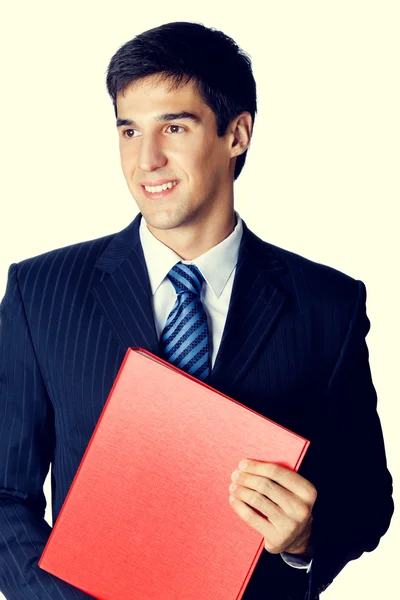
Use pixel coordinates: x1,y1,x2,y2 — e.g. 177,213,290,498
92,213,288,388
92,213,160,356
209,226,287,388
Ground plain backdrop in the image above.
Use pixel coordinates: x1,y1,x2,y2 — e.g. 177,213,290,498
0,1,398,598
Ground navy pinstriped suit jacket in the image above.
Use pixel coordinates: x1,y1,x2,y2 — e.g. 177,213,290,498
0,212,393,600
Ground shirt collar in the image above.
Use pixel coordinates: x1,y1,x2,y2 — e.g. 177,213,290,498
139,210,243,299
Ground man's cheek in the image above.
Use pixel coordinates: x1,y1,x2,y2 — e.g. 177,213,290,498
120,155,135,178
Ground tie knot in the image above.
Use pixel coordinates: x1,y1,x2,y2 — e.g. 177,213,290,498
167,262,204,296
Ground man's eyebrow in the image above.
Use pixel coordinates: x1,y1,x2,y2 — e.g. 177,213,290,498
116,111,201,128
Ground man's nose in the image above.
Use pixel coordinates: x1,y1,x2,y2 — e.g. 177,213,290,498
138,136,167,172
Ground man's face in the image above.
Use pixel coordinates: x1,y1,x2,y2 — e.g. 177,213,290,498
116,74,240,234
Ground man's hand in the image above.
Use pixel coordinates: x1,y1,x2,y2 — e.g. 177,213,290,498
228,460,317,557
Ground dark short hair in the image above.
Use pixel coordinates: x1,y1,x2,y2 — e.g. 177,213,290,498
106,21,257,180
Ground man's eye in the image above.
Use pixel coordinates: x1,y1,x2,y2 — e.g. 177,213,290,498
122,129,138,138
166,125,185,134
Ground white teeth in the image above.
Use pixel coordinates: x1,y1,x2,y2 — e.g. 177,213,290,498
144,181,178,193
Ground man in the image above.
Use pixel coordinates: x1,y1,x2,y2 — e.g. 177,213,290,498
0,21,393,600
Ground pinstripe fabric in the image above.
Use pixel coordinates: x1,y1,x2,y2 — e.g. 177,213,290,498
0,212,393,600
160,263,211,380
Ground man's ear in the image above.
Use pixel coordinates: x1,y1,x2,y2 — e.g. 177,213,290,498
230,112,253,157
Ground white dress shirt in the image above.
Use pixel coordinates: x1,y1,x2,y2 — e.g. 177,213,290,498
139,210,312,573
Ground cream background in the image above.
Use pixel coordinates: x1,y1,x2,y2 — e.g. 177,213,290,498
0,1,398,598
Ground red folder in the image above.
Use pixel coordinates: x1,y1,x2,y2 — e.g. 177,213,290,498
39,347,309,600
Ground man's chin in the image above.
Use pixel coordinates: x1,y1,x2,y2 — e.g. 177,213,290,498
141,211,186,232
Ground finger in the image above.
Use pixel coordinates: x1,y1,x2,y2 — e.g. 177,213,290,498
237,460,317,504
231,473,307,522
229,494,276,539
229,483,285,528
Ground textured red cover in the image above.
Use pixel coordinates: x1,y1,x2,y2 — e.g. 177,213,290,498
39,347,310,600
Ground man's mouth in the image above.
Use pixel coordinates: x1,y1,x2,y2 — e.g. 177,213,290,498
141,180,179,199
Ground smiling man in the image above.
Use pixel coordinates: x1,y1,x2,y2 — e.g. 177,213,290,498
0,20,393,600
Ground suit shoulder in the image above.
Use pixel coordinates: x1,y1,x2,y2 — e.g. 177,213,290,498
14,230,116,283
265,241,363,307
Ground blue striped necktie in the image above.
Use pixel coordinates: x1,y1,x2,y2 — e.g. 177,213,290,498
160,262,211,381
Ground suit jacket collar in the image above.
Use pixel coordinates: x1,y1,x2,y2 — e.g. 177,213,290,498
92,212,288,390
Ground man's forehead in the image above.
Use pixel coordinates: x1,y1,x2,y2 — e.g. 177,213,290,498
115,78,210,123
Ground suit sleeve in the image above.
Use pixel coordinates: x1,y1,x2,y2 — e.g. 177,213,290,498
308,280,394,598
0,263,95,599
